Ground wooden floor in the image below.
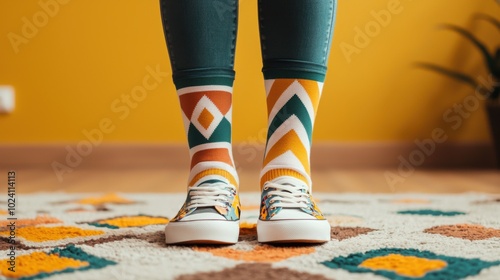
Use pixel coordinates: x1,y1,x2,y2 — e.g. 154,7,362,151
3,167,499,194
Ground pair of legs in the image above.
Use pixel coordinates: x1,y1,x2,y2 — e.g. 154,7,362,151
160,0,336,244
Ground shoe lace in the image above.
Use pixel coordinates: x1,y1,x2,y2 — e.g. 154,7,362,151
187,182,236,210
263,181,310,209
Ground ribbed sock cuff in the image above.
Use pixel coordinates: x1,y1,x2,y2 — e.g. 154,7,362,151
260,168,310,189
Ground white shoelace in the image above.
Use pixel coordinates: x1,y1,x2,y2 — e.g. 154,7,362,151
263,181,310,209
186,182,236,210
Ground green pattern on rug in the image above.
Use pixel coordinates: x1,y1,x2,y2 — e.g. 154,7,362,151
397,210,466,216
322,248,500,280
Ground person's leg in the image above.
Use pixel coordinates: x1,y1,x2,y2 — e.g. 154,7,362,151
159,0,240,244
257,0,336,243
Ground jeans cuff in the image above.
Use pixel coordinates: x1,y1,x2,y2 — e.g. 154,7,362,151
262,60,327,82
173,68,235,89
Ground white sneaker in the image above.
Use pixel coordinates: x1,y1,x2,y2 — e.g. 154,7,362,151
257,176,331,243
165,176,240,245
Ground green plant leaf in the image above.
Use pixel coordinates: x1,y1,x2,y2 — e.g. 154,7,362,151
440,24,496,75
415,62,478,89
416,63,498,98
474,13,500,32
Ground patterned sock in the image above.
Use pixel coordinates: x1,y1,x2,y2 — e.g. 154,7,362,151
177,84,238,188
260,78,323,189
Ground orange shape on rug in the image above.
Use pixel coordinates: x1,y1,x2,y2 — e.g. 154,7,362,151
424,224,500,240
0,251,88,278
359,254,447,277
0,226,104,242
77,193,133,205
391,199,431,204
195,245,315,262
98,216,169,228
0,215,62,228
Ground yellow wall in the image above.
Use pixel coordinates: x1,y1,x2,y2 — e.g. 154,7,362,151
0,0,498,143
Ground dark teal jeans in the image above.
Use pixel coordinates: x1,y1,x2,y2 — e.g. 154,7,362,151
159,0,336,88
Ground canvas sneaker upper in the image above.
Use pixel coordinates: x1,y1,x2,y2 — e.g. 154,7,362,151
259,176,325,221
171,176,240,222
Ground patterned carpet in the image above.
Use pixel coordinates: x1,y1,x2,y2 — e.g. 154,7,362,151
1,193,499,280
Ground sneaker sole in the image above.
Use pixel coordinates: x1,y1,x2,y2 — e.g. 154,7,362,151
165,220,239,245
257,219,331,243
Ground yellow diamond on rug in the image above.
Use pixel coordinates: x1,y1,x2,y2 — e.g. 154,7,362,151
359,254,447,277
0,226,104,242
96,215,169,228
0,251,88,278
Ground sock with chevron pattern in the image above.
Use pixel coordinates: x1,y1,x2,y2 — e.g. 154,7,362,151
260,78,323,189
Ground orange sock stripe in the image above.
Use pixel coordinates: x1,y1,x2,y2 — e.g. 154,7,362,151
190,149,234,169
